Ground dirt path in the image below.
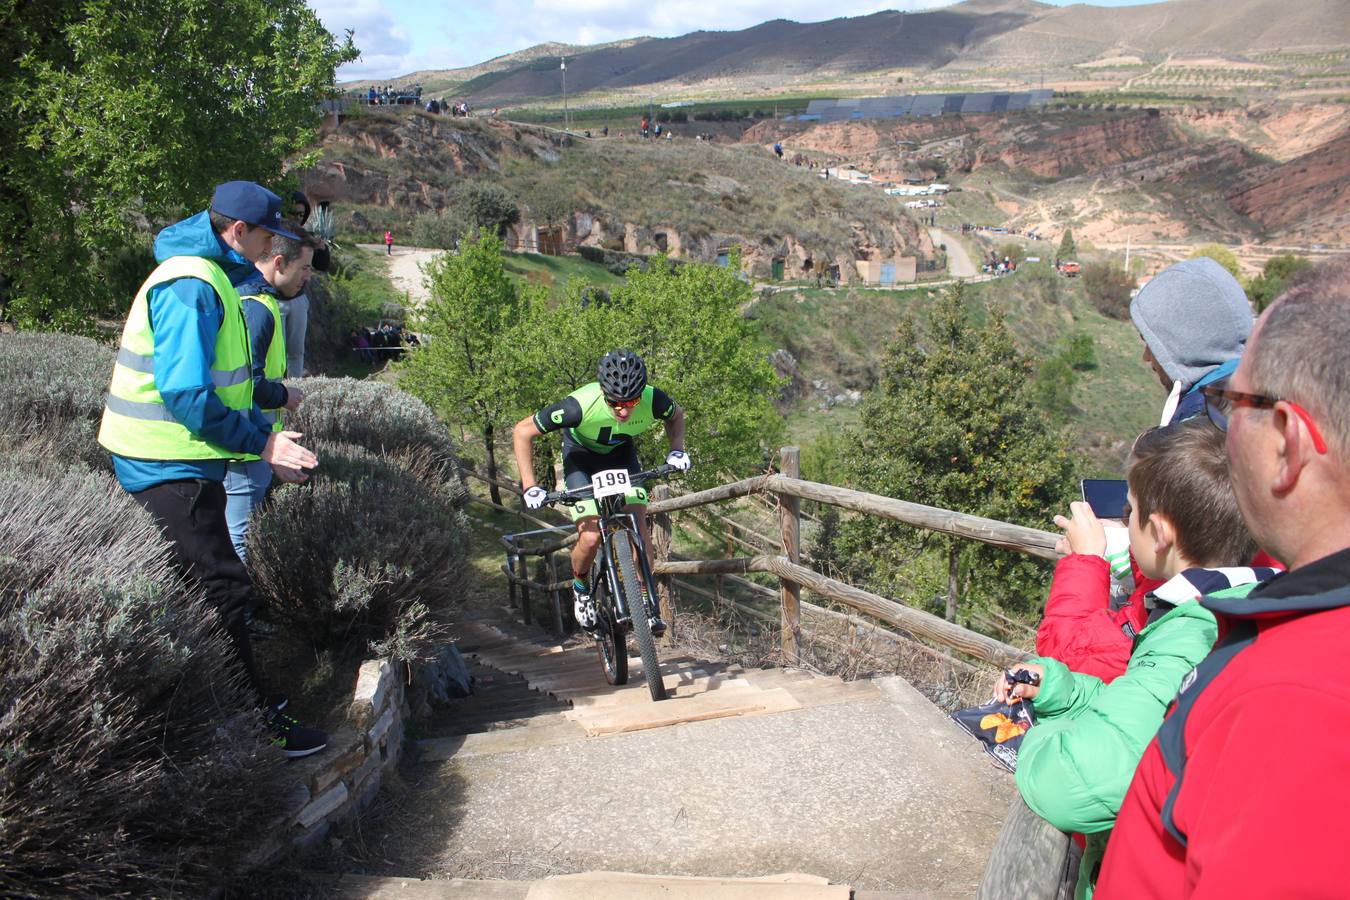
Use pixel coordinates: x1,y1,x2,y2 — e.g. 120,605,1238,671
356,244,443,308
930,227,978,278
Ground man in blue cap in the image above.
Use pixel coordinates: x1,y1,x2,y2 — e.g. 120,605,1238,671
98,181,328,758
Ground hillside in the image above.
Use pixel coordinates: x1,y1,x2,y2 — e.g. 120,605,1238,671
380,0,1350,105
301,109,935,281
747,101,1350,245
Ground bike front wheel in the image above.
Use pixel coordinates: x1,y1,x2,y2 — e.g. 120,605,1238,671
611,529,667,701
592,580,628,686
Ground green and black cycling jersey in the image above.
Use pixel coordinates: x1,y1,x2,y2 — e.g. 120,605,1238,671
533,382,675,454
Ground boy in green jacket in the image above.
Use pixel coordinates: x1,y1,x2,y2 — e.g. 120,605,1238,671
996,420,1278,899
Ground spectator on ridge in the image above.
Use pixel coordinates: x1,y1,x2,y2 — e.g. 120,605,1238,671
97,181,326,758
1097,258,1350,898
1131,256,1252,427
1000,421,1277,899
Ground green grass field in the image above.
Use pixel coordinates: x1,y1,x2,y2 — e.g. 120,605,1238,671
501,250,624,298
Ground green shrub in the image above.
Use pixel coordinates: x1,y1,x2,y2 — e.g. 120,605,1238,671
247,441,471,663
1033,356,1078,421
0,331,115,470
1062,332,1097,370
288,376,468,495
410,209,469,250
1082,261,1134,320
457,181,520,236
0,462,282,897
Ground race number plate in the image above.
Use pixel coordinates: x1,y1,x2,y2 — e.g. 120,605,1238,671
590,468,631,499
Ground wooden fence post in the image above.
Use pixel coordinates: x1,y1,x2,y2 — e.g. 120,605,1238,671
650,484,674,644
506,545,518,610
778,446,802,663
516,548,532,624
547,552,565,637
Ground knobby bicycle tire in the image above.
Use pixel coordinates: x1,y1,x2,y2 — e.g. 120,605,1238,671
611,529,668,701
592,575,628,685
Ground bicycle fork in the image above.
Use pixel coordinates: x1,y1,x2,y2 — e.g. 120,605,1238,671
600,513,659,627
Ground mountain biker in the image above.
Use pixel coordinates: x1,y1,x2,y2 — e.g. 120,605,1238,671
512,349,689,635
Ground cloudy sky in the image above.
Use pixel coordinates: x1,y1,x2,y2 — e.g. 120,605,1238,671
311,0,1158,82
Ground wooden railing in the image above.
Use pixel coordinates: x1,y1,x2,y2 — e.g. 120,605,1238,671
465,448,1070,894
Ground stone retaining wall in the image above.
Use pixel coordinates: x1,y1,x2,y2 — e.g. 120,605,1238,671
248,658,409,865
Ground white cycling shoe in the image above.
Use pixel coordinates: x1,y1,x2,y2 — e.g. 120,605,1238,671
573,586,600,632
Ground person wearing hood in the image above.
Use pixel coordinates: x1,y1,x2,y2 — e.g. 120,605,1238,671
98,181,327,759
1130,256,1253,427
1096,261,1350,899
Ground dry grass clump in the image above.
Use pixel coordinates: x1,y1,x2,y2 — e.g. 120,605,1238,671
289,376,468,497
249,441,471,665
0,460,283,898
0,331,113,470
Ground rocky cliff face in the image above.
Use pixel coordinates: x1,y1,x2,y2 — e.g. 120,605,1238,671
301,110,933,281
1229,128,1350,244
748,104,1350,245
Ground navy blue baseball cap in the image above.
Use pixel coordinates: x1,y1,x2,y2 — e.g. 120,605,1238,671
210,181,301,240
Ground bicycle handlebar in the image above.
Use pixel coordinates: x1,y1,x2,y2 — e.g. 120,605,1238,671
543,464,681,507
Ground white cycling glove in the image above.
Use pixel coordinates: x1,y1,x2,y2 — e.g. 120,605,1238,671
666,450,692,471
523,486,548,509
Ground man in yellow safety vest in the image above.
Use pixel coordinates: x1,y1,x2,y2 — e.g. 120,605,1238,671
98,181,327,758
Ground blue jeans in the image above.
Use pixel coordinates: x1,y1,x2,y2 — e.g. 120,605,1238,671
224,459,273,564
277,293,309,378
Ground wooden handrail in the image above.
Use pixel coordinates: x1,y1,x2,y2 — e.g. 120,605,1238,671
646,475,770,514
765,475,1060,561
757,556,1028,668
654,555,1029,668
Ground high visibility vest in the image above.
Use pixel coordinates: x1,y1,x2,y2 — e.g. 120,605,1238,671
241,291,287,434
98,256,254,460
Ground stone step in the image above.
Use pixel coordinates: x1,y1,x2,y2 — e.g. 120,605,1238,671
417,714,586,761
310,873,530,898
565,686,803,737
308,872,949,899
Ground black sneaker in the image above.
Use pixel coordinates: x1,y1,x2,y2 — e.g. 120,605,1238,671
650,617,668,638
264,693,289,714
265,709,328,759
247,613,281,640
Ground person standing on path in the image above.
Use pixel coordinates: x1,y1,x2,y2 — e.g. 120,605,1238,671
97,180,327,758
224,221,321,564
277,191,317,378
385,229,393,255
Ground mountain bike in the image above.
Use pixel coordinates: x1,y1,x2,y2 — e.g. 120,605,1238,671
542,463,681,702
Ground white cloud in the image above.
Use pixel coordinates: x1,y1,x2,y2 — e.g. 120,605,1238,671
313,0,943,80
309,0,418,80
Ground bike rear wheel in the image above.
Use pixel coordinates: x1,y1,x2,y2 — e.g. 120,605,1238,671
611,529,667,701
592,579,628,685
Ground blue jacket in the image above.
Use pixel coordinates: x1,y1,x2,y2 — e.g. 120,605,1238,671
1168,357,1239,425
112,211,273,492
234,274,290,412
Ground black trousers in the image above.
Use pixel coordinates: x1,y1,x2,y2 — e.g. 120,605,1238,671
131,478,266,701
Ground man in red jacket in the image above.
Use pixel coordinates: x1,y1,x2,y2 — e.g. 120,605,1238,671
1096,259,1350,897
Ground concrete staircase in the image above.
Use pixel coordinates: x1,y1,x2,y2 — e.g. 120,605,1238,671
315,618,1014,898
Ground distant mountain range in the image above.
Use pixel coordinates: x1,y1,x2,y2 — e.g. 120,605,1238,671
346,0,1350,103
